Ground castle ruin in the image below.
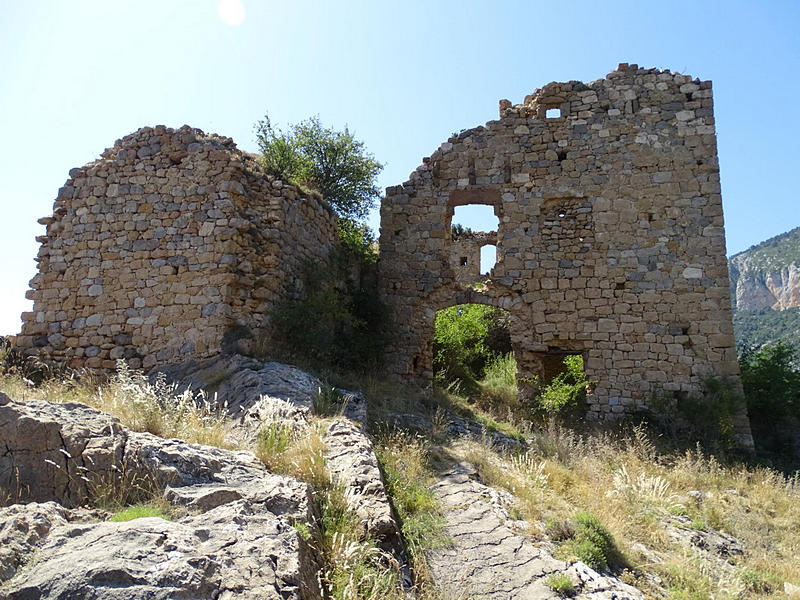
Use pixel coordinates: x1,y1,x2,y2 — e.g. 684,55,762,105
15,126,337,370
14,64,752,444
378,63,751,443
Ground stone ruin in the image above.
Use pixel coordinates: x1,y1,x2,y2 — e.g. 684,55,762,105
14,125,337,370
378,63,751,444
13,64,752,444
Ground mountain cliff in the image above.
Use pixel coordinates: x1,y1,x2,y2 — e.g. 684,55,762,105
729,226,800,312
730,226,800,349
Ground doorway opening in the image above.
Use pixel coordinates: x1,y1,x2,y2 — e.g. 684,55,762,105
529,348,591,424
433,303,517,419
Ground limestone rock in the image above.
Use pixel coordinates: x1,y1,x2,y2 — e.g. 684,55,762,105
323,418,399,544
665,515,743,559
0,393,323,599
427,462,643,599
0,500,320,600
386,410,523,451
153,354,321,433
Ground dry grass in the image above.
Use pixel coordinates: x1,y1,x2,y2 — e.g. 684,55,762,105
1,361,236,449
452,423,800,598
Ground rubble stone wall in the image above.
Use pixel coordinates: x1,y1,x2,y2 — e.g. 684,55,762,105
449,231,497,285
15,125,337,370
379,64,751,442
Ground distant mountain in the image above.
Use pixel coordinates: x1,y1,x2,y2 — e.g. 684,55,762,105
729,226,800,349
729,226,800,312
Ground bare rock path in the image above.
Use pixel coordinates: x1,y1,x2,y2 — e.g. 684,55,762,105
427,462,643,600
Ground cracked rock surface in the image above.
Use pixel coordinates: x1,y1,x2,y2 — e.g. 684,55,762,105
0,393,322,599
427,462,643,599
323,418,400,546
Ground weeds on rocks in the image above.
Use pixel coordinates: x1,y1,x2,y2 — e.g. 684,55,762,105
444,414,800,597
100,361,234,448
374,430,450,593
544,572,575,596
109,501,173,522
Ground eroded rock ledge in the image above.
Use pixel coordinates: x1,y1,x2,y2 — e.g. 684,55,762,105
0,392,323,599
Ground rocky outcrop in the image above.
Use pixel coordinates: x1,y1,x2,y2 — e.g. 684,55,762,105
153,354,322,435
323,418,400,545
731,261,800,311
155,354,401,551
0,393,323,599
427,462,643,599
387,411,524,451
0,500,318,600
729,226,800,312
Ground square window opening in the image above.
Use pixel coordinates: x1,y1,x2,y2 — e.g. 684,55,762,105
545,107,562,119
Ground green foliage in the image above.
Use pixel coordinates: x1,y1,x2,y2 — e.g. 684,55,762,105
256,422,292,463
534,355,591,423
375,432,450,578
740,342,800,418
254,113,383,221
433,304,510,389
109,503,171,522
734,307,800,350
740,342,800,459
478,353,518,408
337,218,377,264
318,486,405,599
450,223,474,240
644,378,745,454
314,386,343,417
272,231,387,372
545,573,575,596
563,511,620,572
738,567,780,594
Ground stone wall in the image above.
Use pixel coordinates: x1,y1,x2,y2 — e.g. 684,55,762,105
449,230,497,286
379,64,752,445
15,125,337,370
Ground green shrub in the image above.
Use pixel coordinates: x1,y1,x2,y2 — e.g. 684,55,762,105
556,511,622,572
433,304,511,389
545,572,575,595
534,355,591,424
272,231,387,372
254,114,383,222
739,567,779,594
643,378,745,454
740,342,800,460
478,352,518,408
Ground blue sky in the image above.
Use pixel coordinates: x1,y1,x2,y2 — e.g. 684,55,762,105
1,0,798,335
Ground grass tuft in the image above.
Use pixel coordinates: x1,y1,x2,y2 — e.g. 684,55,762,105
109,502,172,522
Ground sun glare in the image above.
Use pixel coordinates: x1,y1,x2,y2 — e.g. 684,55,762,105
218,0,245,27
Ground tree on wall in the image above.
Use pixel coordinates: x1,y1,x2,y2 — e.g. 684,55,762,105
254,114,384,222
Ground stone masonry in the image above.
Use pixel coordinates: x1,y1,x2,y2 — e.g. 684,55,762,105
15,125,337,370
379,64,752,445
449,229,497,286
